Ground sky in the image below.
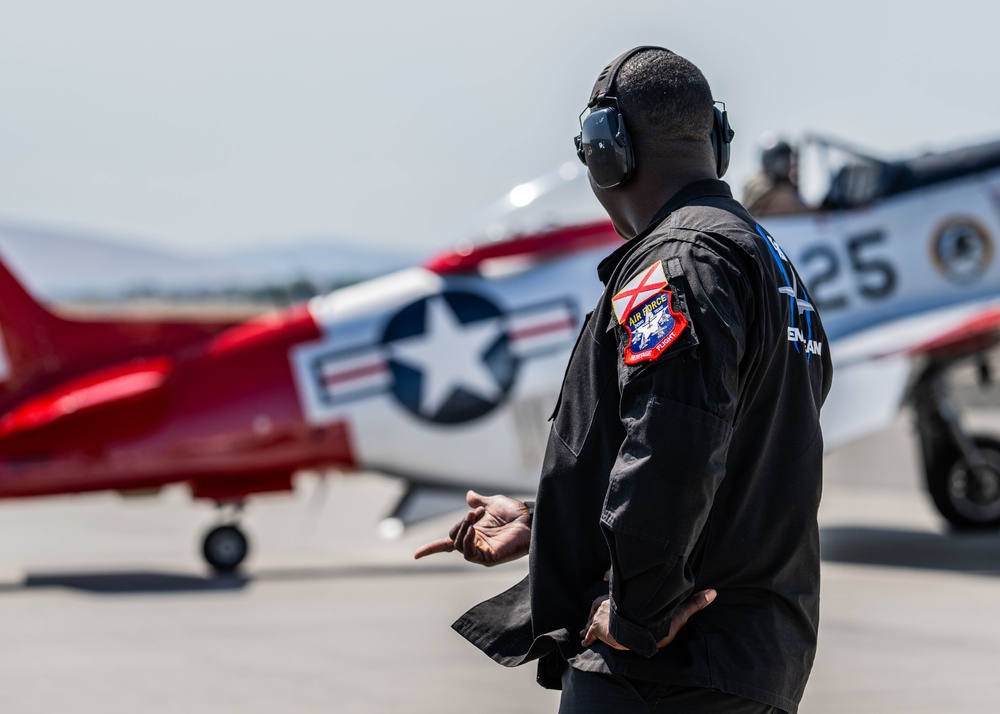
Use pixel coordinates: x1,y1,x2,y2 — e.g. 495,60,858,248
1,0,999,256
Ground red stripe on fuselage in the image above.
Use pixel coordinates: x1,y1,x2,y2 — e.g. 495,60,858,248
322,362,389,386
508,318,576,342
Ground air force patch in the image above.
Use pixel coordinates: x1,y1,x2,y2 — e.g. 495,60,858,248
612,261,668,323
613,261,689,365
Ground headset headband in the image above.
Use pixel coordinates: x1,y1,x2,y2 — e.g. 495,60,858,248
588,45,668,108
577,45,733,184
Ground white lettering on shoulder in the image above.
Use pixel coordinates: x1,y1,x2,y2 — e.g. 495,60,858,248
787,326,823,355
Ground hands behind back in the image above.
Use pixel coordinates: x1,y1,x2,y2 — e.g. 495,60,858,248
415,497,715,649
580,569,717,651
413,491,531,566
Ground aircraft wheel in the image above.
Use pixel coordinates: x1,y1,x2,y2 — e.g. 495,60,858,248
926,435,1000,530
202,524,249,574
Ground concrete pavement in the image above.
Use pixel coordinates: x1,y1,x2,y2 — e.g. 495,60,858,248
0,418,997,713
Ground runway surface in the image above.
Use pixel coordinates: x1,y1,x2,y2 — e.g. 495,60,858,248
0,417,998,713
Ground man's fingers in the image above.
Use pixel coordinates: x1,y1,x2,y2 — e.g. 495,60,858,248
657,589,716,648
589,596,606,622
580,602,600,638
413,538,455,559
447,513,468,541
579,599,628,650
580,597,608,642
453,514,474,553
585,623,628,651
447,506,485,541
448,511,472,540
674,588,716,626
460,515,480,560
415,507,487,560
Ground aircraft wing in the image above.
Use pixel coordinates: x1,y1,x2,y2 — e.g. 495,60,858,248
823,296,1000,451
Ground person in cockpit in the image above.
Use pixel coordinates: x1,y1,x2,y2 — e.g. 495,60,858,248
742,137,811,217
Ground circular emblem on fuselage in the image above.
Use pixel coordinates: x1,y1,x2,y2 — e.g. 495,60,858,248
930,217,994,284
382,291,517,424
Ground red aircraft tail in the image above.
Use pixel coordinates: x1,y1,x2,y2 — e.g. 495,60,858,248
0,258,63,396
0,256,242,411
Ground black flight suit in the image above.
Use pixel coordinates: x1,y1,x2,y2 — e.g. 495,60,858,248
453,180,832,713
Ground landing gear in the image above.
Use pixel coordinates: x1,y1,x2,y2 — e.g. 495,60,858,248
914,363,1000,530
925,435,1000,529
201,502,250,574
202,524,249,573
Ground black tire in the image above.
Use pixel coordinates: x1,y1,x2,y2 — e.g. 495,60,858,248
202,525,249,574
926,435,1000,530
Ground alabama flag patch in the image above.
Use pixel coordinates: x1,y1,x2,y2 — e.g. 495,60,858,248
613,261,689,364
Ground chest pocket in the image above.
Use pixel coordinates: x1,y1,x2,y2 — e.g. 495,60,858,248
550,311,617,458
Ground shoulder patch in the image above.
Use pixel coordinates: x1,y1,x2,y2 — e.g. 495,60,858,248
612,261,669,323
621,289,689,364
613,261,689,365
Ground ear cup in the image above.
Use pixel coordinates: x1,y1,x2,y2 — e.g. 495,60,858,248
711,106,735,178
578,106,634,188
576,46,661,189
578,47,732,185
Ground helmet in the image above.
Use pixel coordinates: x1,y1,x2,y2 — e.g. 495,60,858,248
761,139,793,177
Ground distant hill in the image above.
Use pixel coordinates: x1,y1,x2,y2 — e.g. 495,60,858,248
0,222,420,300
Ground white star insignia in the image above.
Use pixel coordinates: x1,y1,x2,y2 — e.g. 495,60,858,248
390,296,502,416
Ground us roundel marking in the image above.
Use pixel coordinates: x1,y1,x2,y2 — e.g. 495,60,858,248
930,217,993,284
307,291,578,425
382,291,516,424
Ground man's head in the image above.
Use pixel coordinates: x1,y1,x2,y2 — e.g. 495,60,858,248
577,47,723,238
760,139,795,182
614,49,716,163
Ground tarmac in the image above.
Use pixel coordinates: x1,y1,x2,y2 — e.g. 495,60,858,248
0,416,998,713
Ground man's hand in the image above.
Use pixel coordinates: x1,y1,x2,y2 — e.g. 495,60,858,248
580,588,717,650
413,491,531,566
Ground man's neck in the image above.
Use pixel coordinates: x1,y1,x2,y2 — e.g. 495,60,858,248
617,165,718,238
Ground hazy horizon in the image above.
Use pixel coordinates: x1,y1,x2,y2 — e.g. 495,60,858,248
2,0,997,255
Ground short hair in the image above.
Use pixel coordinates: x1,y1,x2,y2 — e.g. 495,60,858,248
614,49,715,150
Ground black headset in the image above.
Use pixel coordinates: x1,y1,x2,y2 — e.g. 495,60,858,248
574,46,735,189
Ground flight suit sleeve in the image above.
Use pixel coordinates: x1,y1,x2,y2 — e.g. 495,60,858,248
601,240,750,657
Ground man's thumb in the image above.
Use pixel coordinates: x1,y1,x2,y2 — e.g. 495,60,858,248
466,490,490,508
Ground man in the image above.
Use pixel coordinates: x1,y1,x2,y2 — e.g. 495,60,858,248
742,137,811,217
415,47,831,713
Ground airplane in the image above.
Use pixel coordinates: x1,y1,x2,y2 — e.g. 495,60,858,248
768,134,1000,531
2,133,1000,575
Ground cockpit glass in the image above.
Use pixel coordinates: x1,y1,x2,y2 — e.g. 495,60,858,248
798,136,889,209
444,162,607,250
